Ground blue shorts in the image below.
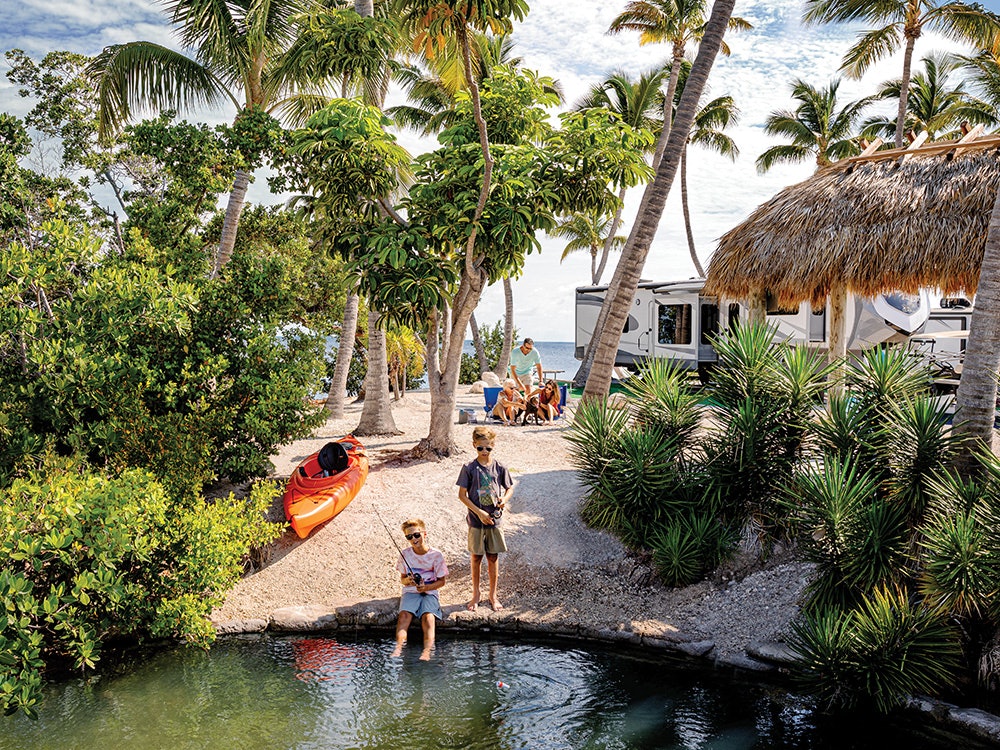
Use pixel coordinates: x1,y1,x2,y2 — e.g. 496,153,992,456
400,592,443,620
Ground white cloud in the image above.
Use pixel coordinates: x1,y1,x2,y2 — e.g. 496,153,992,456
4,0,999,340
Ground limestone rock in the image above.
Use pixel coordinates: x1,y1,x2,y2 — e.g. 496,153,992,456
270,604,338,631
481,371,501,386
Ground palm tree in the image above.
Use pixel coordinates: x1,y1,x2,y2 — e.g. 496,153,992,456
803,0,1000,148
87,0,324,274
583,0,737,399
861,52,997,141
574,67,665,285
756,79,871,173
608,0,750,168
551,211,627,285
671,60,739,275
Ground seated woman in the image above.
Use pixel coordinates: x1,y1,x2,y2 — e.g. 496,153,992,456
528,380,562,424
493,379,526,425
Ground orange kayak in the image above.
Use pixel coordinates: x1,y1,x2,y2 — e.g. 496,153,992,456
283,435,369,539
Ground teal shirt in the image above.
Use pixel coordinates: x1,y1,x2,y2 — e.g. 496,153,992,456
509,345,541,377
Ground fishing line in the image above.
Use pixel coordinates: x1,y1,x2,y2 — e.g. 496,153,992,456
370,497,423,587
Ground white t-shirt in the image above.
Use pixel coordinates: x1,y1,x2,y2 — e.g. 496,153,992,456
397,547,449,597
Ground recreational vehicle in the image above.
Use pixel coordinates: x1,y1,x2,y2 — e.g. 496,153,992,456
574,279,959,377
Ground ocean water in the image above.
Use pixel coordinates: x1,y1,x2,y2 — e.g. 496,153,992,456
464,340,578,381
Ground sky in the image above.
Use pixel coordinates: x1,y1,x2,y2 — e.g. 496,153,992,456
4,0,1000,340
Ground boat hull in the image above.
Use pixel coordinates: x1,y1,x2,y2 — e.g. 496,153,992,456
283,435,369,539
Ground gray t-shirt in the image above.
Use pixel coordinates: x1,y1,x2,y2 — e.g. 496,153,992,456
457,458,513,529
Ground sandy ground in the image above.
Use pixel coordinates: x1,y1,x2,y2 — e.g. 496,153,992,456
213,388,812,662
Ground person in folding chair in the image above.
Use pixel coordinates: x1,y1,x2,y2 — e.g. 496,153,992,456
492,379,525,425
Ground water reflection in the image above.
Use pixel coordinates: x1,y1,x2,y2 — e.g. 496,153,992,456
0,634,990,750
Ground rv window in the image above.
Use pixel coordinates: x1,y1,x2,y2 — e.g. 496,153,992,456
765,292,798,316
940,297,972,309
700,304,719,344
883,292,922,314
658,304,692,345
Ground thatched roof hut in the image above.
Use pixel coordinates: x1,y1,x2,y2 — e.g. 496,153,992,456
705,132,1000,308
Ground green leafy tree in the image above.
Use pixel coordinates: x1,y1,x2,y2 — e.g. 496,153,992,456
756,78,871,173
803,0,1000,148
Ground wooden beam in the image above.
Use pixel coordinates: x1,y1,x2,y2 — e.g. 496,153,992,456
828,284,848,395
838,133,1000,167
899,131,929,164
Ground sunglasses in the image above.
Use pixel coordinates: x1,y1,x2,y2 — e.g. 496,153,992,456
405,532,422,540
476,446,493,452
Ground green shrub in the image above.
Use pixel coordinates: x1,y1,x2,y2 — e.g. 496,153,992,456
0,460,283,718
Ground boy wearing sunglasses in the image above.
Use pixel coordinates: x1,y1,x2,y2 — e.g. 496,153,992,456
457,426,514,612
392,518,449,661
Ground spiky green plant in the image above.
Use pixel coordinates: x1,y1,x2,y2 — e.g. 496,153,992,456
621,357,702,454
708,321,784,405
879,396,962,521
789,456,907,612
564,396,631,492
813,392,872,463
591,426,682,540
845,346,930,414
920,506,1000,620
790,587,962,712
650,511,739,587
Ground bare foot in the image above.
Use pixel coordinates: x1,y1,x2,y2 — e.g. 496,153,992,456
419,648,432,661
391,646,403,657
466,599,479,611
489,599,503,611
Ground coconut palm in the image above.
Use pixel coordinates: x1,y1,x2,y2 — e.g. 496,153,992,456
803,0,1000,148
861,52,997,141
756,79,871,173
551,211,627,285
608,0,751,169
573,67,665,284
582,0,737,399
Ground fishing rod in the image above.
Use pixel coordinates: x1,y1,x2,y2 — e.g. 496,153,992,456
371,502,424,589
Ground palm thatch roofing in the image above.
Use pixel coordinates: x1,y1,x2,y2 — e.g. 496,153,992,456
705,132,1000,307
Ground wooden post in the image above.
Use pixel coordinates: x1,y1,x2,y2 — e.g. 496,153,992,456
747,290,766,325
828,284,848,394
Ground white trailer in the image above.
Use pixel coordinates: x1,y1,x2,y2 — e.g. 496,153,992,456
575,278,936,377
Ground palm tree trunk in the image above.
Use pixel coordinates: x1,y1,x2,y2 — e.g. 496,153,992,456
326,291,360,418
680,146,705,276
583,0,736,400
214,168,251,274
651,48,685,170
354,0,373,15
494,277,515,378
470,311,489,375
895,34,917,149
594,186,628,285
954,189,1000,469
356,310,400,435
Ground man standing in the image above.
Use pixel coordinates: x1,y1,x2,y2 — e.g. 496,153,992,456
509,337,542,391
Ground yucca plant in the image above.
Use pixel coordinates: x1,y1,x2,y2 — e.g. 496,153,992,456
708,321,785,406
564,397,631,492
878,396,962,522
813,392,874,464
845,346,930,414
650,510,740,587
591,426,682,541
788,456,906,612
790,587,962,712
621,358,702,455
920,506,1000,621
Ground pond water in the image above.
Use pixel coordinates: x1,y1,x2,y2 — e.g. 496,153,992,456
0,634,988,750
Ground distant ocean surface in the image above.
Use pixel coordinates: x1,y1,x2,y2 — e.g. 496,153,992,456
463,340,578,381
